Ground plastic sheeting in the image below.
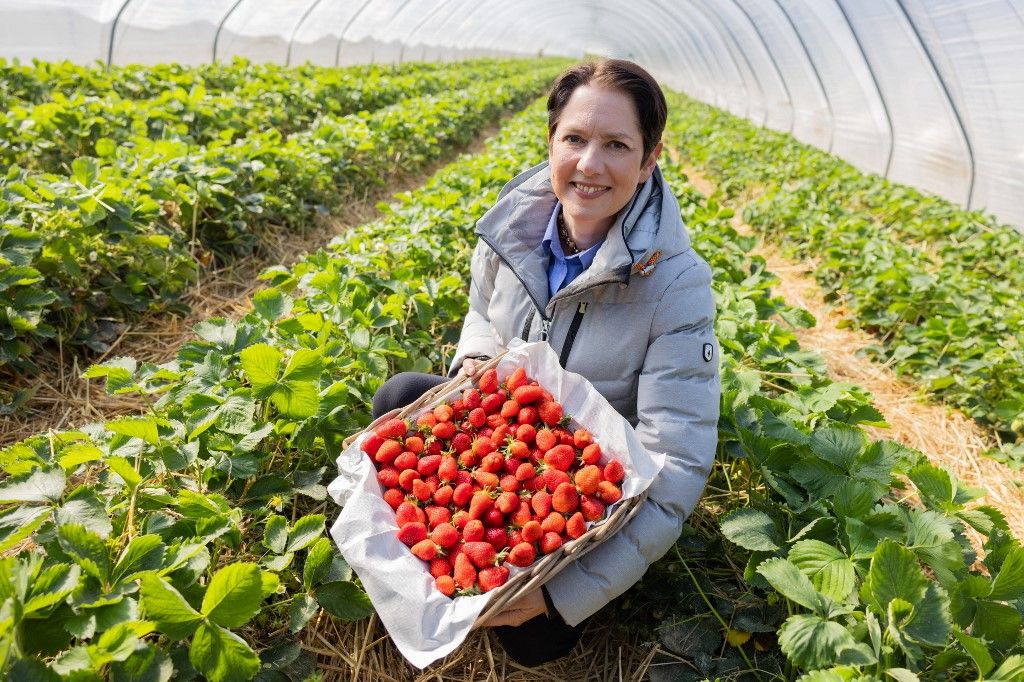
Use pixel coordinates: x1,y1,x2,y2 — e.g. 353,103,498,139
0,0,1021,230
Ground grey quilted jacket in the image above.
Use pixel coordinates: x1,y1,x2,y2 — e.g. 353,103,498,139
449,161,720,626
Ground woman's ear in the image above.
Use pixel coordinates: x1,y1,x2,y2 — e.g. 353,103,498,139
639,141,663,182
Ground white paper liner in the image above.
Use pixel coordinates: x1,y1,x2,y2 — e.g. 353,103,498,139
327,340,665,668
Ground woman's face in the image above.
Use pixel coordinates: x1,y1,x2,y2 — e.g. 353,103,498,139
548,84,662,238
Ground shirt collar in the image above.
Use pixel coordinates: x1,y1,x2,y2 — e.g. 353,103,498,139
541,202,604,268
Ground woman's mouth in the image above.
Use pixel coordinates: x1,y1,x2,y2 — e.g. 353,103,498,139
571,182,610,198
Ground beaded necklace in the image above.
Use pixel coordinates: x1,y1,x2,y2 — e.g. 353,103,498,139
556,210,581,255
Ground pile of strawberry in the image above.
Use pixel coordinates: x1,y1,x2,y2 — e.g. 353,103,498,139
360,366,626,597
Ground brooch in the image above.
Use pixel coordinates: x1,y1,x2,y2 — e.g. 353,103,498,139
633,250,662,277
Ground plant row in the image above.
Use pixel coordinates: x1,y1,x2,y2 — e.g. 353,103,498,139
2,87,1021,679
666,94,1024,464
0,65,561,396
0,58,551,174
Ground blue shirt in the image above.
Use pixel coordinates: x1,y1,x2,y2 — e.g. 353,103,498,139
541,202,604,297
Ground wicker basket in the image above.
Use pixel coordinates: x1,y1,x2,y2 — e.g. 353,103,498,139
342,354,649,629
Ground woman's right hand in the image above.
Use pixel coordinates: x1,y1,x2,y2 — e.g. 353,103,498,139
460,357,484,376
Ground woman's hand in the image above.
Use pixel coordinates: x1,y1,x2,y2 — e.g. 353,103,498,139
460,357,485,376
479,589,548,628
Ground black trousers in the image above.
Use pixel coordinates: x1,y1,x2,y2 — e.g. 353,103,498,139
372,372,586,666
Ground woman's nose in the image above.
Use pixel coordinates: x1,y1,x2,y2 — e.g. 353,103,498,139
576,143,603,175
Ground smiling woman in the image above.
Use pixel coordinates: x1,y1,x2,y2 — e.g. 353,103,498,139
371,59,720,667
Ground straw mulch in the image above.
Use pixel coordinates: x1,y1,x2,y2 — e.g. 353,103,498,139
681,165,1024,539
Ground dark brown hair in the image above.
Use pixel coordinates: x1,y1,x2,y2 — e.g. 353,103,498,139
547,59,667,162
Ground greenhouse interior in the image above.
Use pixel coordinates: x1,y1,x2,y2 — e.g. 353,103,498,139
1,1,1022,680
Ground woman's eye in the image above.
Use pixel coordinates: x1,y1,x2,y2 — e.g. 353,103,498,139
565,135,583,144
609,140,628,150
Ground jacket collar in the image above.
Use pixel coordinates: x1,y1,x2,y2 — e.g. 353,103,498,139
475,161,691,309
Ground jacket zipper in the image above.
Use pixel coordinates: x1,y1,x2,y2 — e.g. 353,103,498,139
559,302,587,366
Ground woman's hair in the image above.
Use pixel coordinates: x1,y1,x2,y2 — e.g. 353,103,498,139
547,59,667,162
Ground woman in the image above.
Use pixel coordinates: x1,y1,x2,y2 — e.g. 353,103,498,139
372,59,720,666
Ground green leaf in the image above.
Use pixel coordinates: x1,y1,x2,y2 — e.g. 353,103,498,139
189,622,260,682
106,417,160,446
282,349,322,382
909,463,955,510
809,423,865,470
54,490,113,538
954,627,994,676
57,524,110,583
286,514,325,554
239,343,281,397
788,540,856,603
58,443,104,470
720,508,781,551
270,381,320,419
885,669,921,682
989,544,1024,601
200,563,263,629
289,592,319,633
315,581,373,621
139,574,202,640
260,571,280,599
990,655,1024,681
777,614,855,670
8,658,62,681
252,288,293,323
303,538,334,589
111,535,165,585
0,467,65,503
106,456,142,489
0,505,51,552
24,563,80,615
904,582,952,646
973,599,1021,650
216,394,256,435
862,540,926,614
756,558,831,616
263,515,288,554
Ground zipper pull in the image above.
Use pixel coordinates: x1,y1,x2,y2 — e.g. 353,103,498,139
540,317,551,341
578,302,587,314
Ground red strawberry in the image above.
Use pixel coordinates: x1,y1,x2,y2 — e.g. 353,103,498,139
478,565,510,592
581,443,602,465
433,484,454,506
535,428,557,452
556,429,575,446
416,412,437,429
454,553,477,590
521,520,543,543
505,368,528,392
463,388,482,409
451,432,473,453
473,470,499,489
404,436,424,454
500,400,520,420
398,469,419,492
604,459,625,483
574,465,601,496
482,507,505,528
517,406,539,425
412,479,433,502
539,532,563,554
543,445,575,472
429,557,452,578
531,491,552,518
432,421,456,440
436,575,456,597
455,470,472,487
472,437,496,457
417,454,442,477
438,457,458,483
541,512,566,534
511,500,533,527
537,400,563,426
485,527,508,551
433,404,454,423
480,453,504,473
481,393,504,415
375,440,403,464
425,439,443,457
397,522,428,547
580,494,606,521
452,482,474,507
468,408,487,428
430,522,459,548
458,450,479,469
512,385,544,405
396,502,423,527
411,539,439,561
377,466,400,488
566,512,587,539
490,424,510,446
478,368,499,394
462,541,497,568
375,418,408,440
451,509,469,529
486,414,507,429
394,451,418,472
573,429,593,449
499,475,520,493
516,423,536,444
515,462,536,481
425,505,451,528
361,433,384,458
597,481,623,504
383,488,405,510
507,542,537,567
495,491,519,514
541,468,571,493
463,519,485,542
552,482,579,513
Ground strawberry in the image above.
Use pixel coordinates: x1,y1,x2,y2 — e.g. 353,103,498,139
509,529,524,546
412,478,433,502
396,502,424,527
500,400,520,419
521,520,543,543
458,450,478,468
507,542,537,567
481,393,504,415
490,424,510,446
511,500,533,527
425,505,451,528
374,440,403,464
498,475,520,493
573,429,593,449
468,407,487,428
495,491,519,514
383,488,405,509
537,400,563,426
505,367,528,392
486,414,507,429
566,512,587,539
541,512,565,534
454,553,477,590
517,406,539,425
543,444,575,472
436,575,456,597
455,470,472,487
580,494,606,521
574,465,601,496
438,456,458,483
433,404,454,423
361,433,384,458
398,469,419,492
478,565,510,592
463,388,482,409
416,412,437,429
480,453,504,473
539,532,563,554
425,475,440,493
433,484,454,506
473,470,499,489
375,418,408,440
417,454,442,476
581,443,602,465
432,421,456,440
541,468,571,493
512,385,544,405
462,541,497,568
604,459,625,483
535,428,557,452
485,527,508,551
411,539,439,561
531,490,552,518
451,509,469,529
478,368,499,394
404,436,424,454
451,400,466,419
397,522,428,546
452,482,474,507
515,462,536,481
552,482,579,513
463,519,485,542
516,423,537,444
430,522,459,548
429,557,452,578
597,480,623,504
482,507,506,528
506,439,530,460
377,466,400,488
394,451,418,472
451,432,472,453
425,439,443,457
472,437,496,457
468,491,494,520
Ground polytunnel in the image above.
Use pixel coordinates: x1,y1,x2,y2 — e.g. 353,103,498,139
1,0,1022,228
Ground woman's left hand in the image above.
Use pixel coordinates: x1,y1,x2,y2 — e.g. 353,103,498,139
479,589,547,627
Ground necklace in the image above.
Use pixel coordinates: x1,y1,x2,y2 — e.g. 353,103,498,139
557,210,580,255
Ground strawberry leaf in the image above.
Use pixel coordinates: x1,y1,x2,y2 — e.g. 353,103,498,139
200,562,263,629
